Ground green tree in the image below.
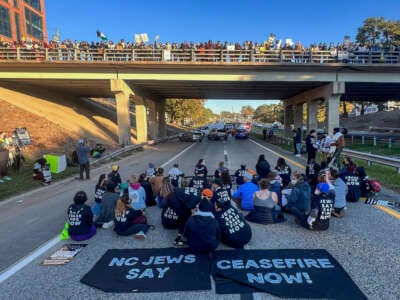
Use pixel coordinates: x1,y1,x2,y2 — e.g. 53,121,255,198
165,98,212,126
356,17,400,47
240,105,255,118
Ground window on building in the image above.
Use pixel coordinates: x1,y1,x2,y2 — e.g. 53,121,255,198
0,6,11,38
24,0,41,12
13,0,18,8
14,12,20,40
25,8,42,39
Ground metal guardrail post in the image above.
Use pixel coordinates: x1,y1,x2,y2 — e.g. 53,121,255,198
131,49,135,61
16,47,20,60
74,49,78,60
191,49,195,62
362,136,365,144
389,138,392,149
373,136,377,146
45,48,48,61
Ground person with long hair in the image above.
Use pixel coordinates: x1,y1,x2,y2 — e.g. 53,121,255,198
114,193,152,240
255,154,270,179
274,157,291,188
220,169,233,197
159,177,175,207
194,158,208,177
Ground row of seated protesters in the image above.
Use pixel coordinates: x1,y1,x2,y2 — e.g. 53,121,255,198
65,154,370,254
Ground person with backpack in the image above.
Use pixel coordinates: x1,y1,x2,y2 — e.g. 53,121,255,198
128,174,146,211
214,197,252,248
184,198,220,254
294,183,334,231
67,191,96,241
114,193,152,240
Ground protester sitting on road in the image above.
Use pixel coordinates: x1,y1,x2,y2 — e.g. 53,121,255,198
286,171,311,217
267,171,283,206
168,163,184,188
128,174,146,211
211,178,231,208
220,169,233,197
214,197,252,248
139,173,156,206
247,178,284,224
158,177,175,207
235,162,248,186
274,157,291,188
214,161,227,179
107,164,122,187
294,183,333,231
232,173,259,211
340,157,361,203
255,154,271,179
95,181,119,229
317,168,336,202
305,130,319,163
113,193,152,240
189,169,209,190
146,162,157,178
194,158,208,177
149,168,164,199
184,198,220,254
306,159,321,191
329,168,347,217
67,191,96,241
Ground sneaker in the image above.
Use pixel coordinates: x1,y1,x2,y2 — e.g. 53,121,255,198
102,220,114,229
296,154,301,157
134,231,147,240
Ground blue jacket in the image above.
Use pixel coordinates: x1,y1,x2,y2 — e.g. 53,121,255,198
76,144,90,164
287,181,311,213
233,182,259,210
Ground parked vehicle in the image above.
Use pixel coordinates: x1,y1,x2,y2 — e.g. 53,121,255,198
179,130,204,142
208,129,227,140
225,123,235,134
198,126,210,135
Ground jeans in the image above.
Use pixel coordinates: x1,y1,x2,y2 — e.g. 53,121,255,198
295,143,301,155
79,162,90,179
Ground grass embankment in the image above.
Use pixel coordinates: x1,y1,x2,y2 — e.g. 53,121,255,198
0,157,78,201
251,133,400,192
345,142,400,157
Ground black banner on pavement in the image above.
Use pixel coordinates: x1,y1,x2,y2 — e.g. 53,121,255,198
81,248,211,293
212,249,366,299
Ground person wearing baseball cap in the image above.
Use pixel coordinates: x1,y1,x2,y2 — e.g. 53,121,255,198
294,182,333,231
183,198,220,254
232,172,259,210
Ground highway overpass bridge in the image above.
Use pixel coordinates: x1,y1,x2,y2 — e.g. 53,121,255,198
0,61,399,145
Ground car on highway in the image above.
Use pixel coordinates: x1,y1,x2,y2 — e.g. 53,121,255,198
235,127,249,139
208,128,227,140
178,130,204,142
224,123,235,134
197,126,210,135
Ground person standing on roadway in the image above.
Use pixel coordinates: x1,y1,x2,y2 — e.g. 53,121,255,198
76,138,91,180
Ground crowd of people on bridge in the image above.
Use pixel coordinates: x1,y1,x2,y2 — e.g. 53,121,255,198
64,133,380,255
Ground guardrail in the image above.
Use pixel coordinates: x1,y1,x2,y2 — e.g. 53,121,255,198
1,47,400,64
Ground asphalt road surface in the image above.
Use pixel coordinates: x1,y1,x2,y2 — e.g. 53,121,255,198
0,136,399,299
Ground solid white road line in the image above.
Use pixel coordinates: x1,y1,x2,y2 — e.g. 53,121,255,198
0,235,60,284
0,142,198,284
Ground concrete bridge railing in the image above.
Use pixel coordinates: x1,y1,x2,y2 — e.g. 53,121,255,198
0,48,399,64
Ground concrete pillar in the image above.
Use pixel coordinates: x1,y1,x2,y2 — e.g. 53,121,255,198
146,98,158,140
111,80,132,145
156,100,166,138
134,95,148,143
283,102,293,136
293,103,303,131
325,94,341,135
307,100,318,131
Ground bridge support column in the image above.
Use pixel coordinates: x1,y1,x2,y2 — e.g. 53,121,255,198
146,99,159,140
110,79,147,144
325,94,341,135
111,80,132,145
293,103,303,131
156,100,166,138
283,101,293,136
307,100,318,131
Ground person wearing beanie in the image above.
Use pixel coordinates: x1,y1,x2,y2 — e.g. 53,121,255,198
128,174,146,211
214,198,252,249
183,198,220,254
107,164,122,187
232,172,259,210
95,180,119,229
235,162,248,186
67,191,96,241
294,182,333,231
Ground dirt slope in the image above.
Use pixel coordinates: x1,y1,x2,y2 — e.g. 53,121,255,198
341,110,400,130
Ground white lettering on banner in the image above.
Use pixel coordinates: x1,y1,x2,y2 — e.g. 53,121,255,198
126,267,170,280
247,272,313,284
109,254,196,267
216,258,334,270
